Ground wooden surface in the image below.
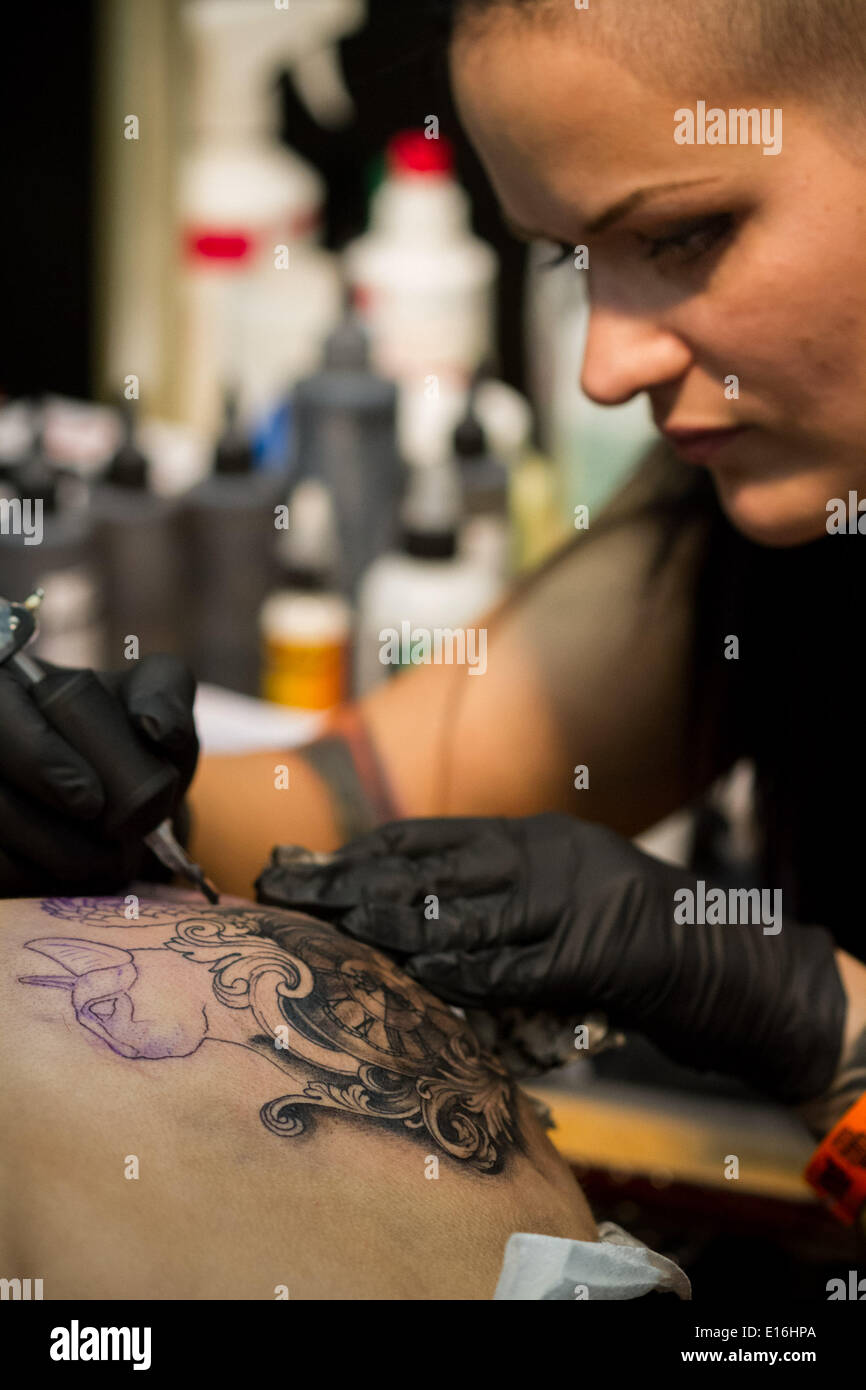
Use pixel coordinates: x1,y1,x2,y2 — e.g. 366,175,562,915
527,1076,817,1202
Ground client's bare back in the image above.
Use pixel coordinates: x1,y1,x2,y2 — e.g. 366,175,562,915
0,893,594,1300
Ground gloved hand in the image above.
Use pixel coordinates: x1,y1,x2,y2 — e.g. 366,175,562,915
0,653,199,896
255,814,847,1105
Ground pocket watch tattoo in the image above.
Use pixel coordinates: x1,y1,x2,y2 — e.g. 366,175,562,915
20,903,521,1173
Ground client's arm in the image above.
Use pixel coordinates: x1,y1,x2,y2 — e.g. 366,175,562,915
0,891,595,1300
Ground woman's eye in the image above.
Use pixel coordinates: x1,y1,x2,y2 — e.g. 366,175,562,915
638,214,734,264
538,215,733,272
539,215,733,272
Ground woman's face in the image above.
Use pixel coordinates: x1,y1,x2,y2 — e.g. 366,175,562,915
451,16,866,545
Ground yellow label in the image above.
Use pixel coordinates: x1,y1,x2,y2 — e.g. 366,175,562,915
263,637,348,710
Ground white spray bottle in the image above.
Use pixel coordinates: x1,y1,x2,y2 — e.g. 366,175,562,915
176,0,365,435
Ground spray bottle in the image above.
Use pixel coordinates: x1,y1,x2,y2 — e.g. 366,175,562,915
345,129,497,389
177,0,362,434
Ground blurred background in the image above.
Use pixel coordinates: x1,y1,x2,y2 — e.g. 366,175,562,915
0,0,653,702
1,0,858,1297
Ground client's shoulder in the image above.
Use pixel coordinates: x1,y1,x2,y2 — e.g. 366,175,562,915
0,892,595,1297
4,892,521,1174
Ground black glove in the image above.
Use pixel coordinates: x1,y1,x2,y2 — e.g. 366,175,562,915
255,814,847,1104
0,653,199,896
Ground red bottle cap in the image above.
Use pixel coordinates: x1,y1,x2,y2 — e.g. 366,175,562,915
386,129,453,177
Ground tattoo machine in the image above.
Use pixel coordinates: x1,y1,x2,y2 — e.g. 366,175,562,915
0,590,219,903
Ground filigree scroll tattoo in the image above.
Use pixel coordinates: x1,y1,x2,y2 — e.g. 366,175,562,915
19,907,521,1173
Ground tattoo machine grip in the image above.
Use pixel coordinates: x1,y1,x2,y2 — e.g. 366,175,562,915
31,668,179,838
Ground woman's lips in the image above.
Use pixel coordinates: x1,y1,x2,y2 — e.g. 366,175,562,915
663,426,749,465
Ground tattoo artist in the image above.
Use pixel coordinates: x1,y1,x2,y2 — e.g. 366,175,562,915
2,0,866,1236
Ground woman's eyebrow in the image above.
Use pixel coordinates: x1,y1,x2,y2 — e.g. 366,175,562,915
504,177,722,243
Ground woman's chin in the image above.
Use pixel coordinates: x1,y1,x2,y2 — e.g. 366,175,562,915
712,471,836,548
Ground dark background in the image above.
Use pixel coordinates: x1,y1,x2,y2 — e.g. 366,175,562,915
0,0,527,404
2,1,96,398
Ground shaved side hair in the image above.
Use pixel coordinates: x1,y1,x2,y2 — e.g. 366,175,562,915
445,0,866,122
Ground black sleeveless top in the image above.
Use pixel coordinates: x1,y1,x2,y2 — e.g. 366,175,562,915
681,462,864,957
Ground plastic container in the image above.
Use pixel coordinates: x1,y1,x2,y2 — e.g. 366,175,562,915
345,129,498,388
181,394,288,693
292,312,404,597
453,396,511,582
354,458,500,695
176,0,360,433
260,479,351,711
90,406,184,661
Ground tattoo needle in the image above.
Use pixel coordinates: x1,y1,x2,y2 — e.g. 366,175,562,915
143,821,220,905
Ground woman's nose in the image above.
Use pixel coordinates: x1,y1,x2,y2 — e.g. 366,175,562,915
580,301,692,407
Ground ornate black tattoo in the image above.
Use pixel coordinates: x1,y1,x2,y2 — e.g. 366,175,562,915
20,905,521,1173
